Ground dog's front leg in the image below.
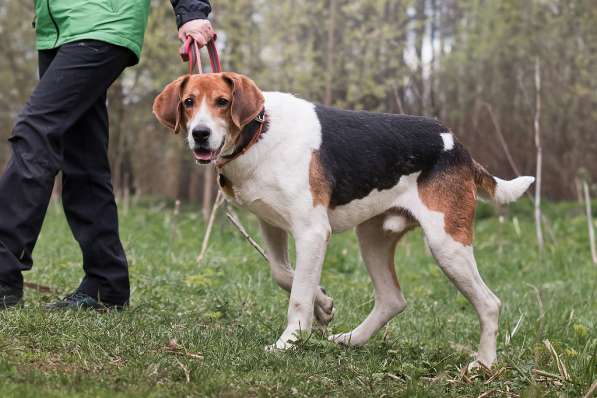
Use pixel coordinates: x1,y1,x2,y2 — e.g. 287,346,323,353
267,223,330,351
259,219,335,326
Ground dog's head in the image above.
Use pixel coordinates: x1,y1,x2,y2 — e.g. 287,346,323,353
153,72,264,164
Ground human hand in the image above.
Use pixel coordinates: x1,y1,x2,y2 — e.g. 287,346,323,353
178,19,215,48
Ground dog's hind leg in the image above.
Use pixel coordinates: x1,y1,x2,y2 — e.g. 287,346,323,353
422,227,501,367
414,164,501,367
259,219,334,326
329,213,411,346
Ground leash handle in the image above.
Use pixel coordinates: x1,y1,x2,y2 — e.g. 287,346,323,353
207,40,222,73
180,35,221,74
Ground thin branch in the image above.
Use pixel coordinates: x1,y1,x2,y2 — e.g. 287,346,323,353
479,101,521,176
393,84,406,114
225,208,269,263
533,58,544,252
583,181,597,265
196,191,224,265
202,168,216,221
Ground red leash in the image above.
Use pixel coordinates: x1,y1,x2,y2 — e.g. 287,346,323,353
180,35,222,74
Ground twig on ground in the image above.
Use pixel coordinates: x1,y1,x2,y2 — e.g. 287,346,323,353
532,368,565,383
477,389,497,398
165,339,204,361
196,191,224,265
584,379,597,398
543,339,570,381
384,373,404,382
382,324,391,343
484,366,507,384
225,208,269,263
175,358,191,383
505,313,525,346
458,364,475,384
23,282,59,295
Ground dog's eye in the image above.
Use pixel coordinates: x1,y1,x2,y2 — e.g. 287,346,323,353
183,97,194,108
216,97,230,108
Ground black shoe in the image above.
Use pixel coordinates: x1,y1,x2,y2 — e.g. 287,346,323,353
45,291,127,311
0,282,23,309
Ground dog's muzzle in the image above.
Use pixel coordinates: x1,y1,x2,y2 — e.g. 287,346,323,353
191,125,220,164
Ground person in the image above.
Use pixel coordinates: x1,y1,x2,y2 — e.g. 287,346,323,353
0,0,215,310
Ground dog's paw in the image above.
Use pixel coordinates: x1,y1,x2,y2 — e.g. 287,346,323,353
315,295,335,327
467,356,495,372
328,332,365,347
466,360,481,372
265,338,296,352
265,328,303,352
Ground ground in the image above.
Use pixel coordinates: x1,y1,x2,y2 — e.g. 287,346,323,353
0,199,595,397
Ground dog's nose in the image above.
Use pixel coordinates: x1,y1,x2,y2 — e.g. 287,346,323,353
192,125,211,143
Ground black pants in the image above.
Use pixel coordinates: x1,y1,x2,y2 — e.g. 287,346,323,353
0,40,134,305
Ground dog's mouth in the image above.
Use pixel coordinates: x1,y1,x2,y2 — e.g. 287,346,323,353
193,139,227,164
193,147,219,164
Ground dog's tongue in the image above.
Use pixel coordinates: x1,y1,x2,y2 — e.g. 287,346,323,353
193,149,214,162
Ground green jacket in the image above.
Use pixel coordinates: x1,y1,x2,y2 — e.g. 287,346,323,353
34,0,151,63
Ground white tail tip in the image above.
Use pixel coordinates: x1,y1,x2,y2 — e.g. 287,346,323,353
494,176,535,204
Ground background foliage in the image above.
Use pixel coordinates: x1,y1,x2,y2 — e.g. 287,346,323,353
0,0,596,201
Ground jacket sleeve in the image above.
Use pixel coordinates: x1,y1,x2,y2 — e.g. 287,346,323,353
170,0,212,29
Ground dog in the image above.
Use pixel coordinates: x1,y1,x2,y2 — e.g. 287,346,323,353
153,72,534,367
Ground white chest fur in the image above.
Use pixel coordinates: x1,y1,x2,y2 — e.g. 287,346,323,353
220,92,323,232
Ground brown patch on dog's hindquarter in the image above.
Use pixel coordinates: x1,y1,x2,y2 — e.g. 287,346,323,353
418,165,476,246
309,151,332,207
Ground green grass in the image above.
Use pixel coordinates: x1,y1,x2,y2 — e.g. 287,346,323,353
1,199,596,397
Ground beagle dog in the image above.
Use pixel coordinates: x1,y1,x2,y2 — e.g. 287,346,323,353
153,72,534,367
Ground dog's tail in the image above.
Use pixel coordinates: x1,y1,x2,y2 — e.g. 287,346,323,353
472,160,535,204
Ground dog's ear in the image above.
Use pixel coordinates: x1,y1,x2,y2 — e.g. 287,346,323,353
153,75,189,134
222,72,265,129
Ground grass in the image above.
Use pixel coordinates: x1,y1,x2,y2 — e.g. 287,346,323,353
0,199,595,397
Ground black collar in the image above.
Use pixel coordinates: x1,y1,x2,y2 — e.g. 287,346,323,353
218,109,267,166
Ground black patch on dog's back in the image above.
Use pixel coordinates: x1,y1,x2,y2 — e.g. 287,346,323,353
315,105,449,207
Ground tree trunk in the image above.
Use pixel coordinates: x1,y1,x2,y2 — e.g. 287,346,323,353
324,0,337,106
414,0,426,114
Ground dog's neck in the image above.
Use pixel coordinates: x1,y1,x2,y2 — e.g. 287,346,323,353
216,109,268,169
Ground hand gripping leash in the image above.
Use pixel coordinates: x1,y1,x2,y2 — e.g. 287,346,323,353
179,34,222,74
